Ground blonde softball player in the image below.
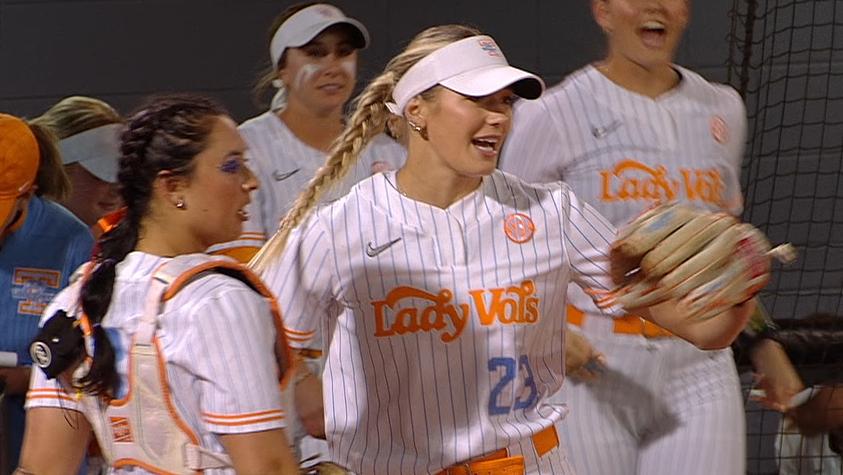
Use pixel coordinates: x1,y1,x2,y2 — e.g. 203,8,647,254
500,1,752,473
18,95,298,474
253,24,759,475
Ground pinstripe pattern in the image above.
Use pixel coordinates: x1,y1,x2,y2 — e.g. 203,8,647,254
263,169,621,474
500,64,748,474
209,112,406,253
206,110,406,464
26,252,286,475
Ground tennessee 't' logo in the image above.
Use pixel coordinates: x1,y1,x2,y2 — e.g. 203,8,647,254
600,159,724,205
372,281,540,342
504,213,535,243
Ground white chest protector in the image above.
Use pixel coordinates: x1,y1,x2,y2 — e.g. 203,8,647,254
75,255,293,474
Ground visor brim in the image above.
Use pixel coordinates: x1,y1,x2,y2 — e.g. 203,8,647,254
440,65,545,100
287,18,370,50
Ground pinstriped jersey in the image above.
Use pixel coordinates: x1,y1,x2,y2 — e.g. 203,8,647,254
209,112,406,253
500,65,746,313
26,252,286,475
262,169,620,474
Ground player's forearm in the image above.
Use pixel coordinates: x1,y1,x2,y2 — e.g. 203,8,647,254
19,408,90,475
642,298,755,350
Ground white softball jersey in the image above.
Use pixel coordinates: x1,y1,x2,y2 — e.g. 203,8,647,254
263,169,621,474
500,64,749,475
26,252,286,475
209,111,406,254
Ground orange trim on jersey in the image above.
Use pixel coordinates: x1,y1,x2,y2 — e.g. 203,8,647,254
283,327,315,336
203,415,285,427
202,409,285,420
566,305,673,338
27,389,77,403
285,334,314,344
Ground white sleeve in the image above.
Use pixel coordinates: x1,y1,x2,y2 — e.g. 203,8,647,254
185,285,286,434
559,185,623,316
720,86,748,217
500,97,569,184
25,290,81,412
261,212,338,349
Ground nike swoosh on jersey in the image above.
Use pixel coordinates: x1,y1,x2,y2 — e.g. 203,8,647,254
366,237,402,257
591,120,622,139
273,168,301,181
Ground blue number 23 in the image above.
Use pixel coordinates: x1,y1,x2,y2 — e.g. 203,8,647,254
488,355,538,416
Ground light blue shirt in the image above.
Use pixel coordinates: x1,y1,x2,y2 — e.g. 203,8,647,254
0,196,93,364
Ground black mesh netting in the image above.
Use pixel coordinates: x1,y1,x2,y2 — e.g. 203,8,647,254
727,1,843,473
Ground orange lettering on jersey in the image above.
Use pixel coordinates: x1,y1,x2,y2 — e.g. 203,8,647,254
372,281,541,342
110,417,133,443
681,169,724,206
600,160,678,202
470,281,539,326
601,159,724,206
12,268,61,316
373,287,469,342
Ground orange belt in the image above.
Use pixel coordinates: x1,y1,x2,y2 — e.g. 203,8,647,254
567,305,673,338
437,425,558,475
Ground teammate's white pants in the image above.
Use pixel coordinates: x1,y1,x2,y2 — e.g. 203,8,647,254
516,436,577,475
557,325,745,475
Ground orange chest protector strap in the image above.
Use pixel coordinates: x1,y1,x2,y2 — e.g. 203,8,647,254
78,255,293,474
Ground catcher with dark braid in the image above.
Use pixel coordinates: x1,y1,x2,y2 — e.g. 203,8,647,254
18,95,298,475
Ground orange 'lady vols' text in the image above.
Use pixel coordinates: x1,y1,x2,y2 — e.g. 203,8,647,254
600,159,724,205
372,280,540,342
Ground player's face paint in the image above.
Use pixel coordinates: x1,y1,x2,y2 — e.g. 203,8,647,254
179,115,258,249
62,163,121,227
279,26,359,113
413,87,515,180
595,0,689,68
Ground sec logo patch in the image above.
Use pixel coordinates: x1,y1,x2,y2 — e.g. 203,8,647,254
504,213,535,243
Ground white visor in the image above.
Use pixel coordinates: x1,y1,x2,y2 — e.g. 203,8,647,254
270,4,369,67
58,123,122,184
386,35,545,116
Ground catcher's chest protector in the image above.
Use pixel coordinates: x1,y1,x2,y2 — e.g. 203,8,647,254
78,255,292,474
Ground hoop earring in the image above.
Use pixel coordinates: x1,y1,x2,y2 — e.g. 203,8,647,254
407,121,428,140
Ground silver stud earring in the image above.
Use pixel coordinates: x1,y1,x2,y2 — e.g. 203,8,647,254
175,198,186,209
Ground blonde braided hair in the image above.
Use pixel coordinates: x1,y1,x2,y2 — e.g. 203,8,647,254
250,24,481,272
